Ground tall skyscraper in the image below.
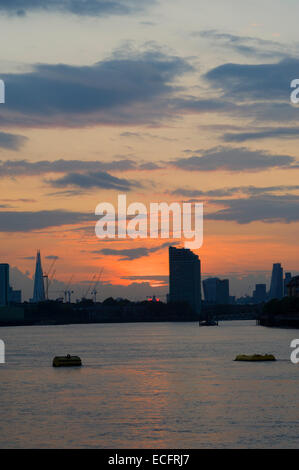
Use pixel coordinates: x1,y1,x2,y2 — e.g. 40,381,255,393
203,278,230,304
169,246,201,315
32,250,45,303
269,263,283,300
0,263,9,306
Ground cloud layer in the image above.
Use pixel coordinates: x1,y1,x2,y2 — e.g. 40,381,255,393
48,170,139,191
207,195,299,224
95,241,175,260
0,158,160,177
170,147,296,172
0,131,27,150
199,30,292,59
0,210,93,232
0,0,154,17
1,51,191,127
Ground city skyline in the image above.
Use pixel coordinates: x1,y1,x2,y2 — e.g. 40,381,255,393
2,248,297,304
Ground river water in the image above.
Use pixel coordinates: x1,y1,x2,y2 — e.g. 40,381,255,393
0,321,298,448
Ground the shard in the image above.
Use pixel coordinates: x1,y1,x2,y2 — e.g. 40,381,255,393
32,250,45,302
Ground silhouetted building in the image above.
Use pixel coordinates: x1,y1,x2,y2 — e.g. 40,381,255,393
253,284,267,303
169,247,201,315
9,286,22,304
0,263,9,306
203,277,230,304
288,276,299,298
269,263,283,300
32,250,45,303
284,272,292,297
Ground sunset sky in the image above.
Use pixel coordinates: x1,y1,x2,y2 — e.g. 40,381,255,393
0,0,299,301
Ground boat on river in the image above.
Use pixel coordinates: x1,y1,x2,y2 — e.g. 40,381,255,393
199,320,218,326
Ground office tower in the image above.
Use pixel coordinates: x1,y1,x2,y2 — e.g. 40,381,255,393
269,263,283,300
169,247,201,315
284,272,292,297
32,250,45,303
0,263,9,306
203,278,217,303
217,279,229,304
253,284,267,303
202,277,230,304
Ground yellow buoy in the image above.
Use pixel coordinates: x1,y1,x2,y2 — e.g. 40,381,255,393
52,354,82,367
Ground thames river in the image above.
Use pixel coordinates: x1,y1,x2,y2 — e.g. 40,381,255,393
0,321,298,448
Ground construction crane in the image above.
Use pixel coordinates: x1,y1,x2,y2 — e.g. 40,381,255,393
82,273,97,299
64,275,74,303
43,257,57,300
91,269,104,303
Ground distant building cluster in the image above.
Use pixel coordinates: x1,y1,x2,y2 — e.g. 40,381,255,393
0,263,22,307
168,248,298,315
287,276,299,298
202,278,230,305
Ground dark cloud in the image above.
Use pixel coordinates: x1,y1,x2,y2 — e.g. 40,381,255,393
223,127,299,142
0,158,162,177
175,95,299,124
0,210,93,232
170,57,299,124
206,195,299,224
47,170,139,191
199,30,291,59
172,185,299,199
0,131,27,150
120,131,177,142
1,198,36,203
45,255,59,260
95,242,175,260
0,51,191,127
137,162,162,170
170,147,296,172
171,188,239,198
204,58,299,102
0,0,154,17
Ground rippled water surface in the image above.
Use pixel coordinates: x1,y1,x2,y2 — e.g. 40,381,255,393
0,321,299,448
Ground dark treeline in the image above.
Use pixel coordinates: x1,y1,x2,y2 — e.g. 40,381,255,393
0,297,260,326
260,297,299,328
